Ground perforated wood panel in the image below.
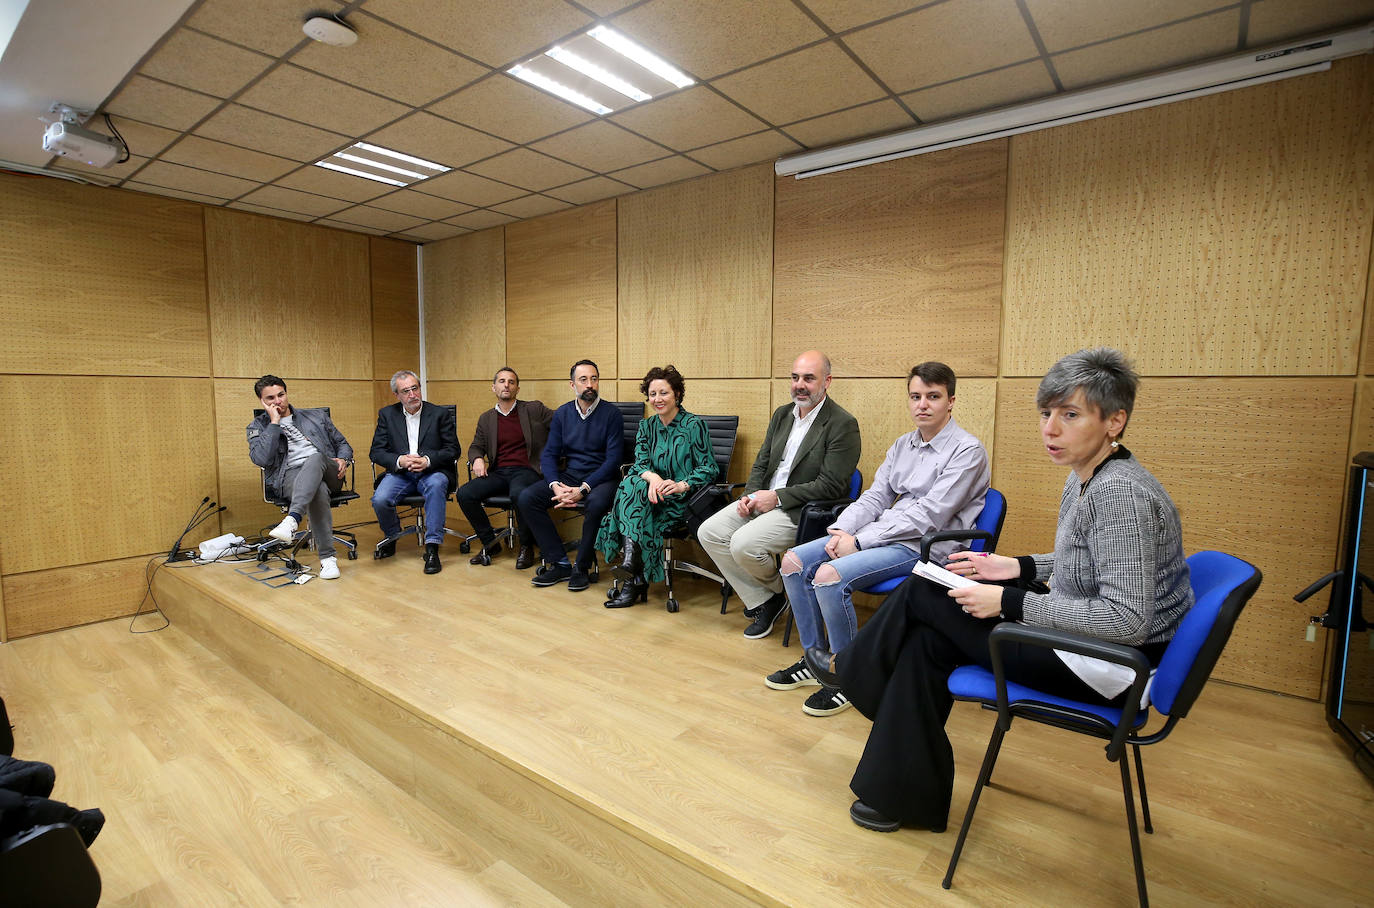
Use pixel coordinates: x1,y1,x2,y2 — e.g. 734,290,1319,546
619,165,773,379
1363,247,1374,377
615,378,770,485
774,142,1007,379
1353,380,1374,458
371,237,420,380
207,209,373,379
3,555,156,638
213,378,378,537
1003,58,1374,377
507,201,617,381
423,228,505,381
0,376,217,573
993,377,1352,699
0,174,210,376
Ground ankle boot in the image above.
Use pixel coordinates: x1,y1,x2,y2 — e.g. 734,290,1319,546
615,538,640,578
604,575,648,608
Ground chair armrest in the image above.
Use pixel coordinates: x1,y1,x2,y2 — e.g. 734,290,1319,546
986,623,1152,761
918,529,993,562
796,499,853,544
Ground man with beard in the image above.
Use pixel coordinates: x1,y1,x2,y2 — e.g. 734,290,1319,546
697,350,861,638
517,359,624,592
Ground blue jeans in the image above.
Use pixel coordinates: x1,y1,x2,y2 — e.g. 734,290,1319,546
781,535,921,653
372,471,450,545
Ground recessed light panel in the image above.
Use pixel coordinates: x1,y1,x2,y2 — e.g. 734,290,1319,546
507,27,695,115
310,142,451,187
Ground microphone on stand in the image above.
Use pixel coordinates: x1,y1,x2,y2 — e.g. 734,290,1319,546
167,498,218,562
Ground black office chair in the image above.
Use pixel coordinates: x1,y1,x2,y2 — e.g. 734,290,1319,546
370,404,462,556
457,466,520,561
255,407,360,560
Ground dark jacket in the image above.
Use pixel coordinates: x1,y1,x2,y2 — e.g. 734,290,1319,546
467,399,554,470
744,397,862,519
369,401,460,491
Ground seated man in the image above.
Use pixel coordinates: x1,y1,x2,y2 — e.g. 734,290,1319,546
516,359,623,593
370,370,459,574
697,350,861,638
456,366,553,569
769,362,989,716
247,375,353,579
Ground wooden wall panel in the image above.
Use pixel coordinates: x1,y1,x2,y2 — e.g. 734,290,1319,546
1353,380,1374,458
507,202,617,381
1363,245,1373,377
619,165,773,379
773,142,1007,379
3,555,155,638
0,376,217,574
992,378,1352,699
371,237,419,381
1003,58,1374,377
0,175,209,376
206,209,373,379
213,378,378,537
423,229,505,381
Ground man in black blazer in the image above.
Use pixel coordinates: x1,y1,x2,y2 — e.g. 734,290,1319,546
370,370,459,574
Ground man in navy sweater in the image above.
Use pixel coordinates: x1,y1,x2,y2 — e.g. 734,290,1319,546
517,359,624,592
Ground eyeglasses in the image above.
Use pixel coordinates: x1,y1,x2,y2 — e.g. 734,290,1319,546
397,385,421,395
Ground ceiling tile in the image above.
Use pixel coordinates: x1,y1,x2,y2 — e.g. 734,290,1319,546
102,118,183,158
465,147,593,191
327,205,428,233
782,98,915,148
844,0,1039,93
131,160,260,199
545,176,635,204
315,217,389,235
688,130,801,171
417,170,528,206
51,154,150,183
1247,0,1374,45
802,1,922,33
103,76,222,131
123,181,231,205
368,190,474,220
363,112,513,169
710,41,886,126
902,60,1057,123
139,29,276,99
160,135,300,182
611,86,765,150
275,165,395,203
187,0,344,56
237,64,409,137
291,12,490,107
610,0,826,80
193,104,350,163
226,201,316,222
426,75,592,144
446,210,517,230
364,0,591,67
396,222,471,242
531,120,667,171
491,194,572,218
237,184,353,217
609,155,710,189
1024,0,1234,52
1053,9,1238,90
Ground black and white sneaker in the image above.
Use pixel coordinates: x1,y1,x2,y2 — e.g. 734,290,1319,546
802,686,852,716
742,594,787,639
764,658,820,690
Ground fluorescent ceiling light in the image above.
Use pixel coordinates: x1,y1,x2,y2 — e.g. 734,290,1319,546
589,26,694,89
546,45,651,102
352,142,449,173
311,141,451,187
314,160,406,186
334,152,426,180
509,63,613,115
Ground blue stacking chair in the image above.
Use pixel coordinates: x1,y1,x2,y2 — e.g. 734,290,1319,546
858,488,1007,599
941,550,1263,907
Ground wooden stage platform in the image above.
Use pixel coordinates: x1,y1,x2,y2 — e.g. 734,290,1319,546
151,526,1371,906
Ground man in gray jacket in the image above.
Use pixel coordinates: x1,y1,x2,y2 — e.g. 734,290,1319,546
246,375,353,579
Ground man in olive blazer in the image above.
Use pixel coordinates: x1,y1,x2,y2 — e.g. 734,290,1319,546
698,350,861,638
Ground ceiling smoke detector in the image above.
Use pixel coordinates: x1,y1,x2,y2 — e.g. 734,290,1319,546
302,15,357,47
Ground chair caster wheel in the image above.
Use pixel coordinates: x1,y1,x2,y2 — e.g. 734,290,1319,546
347,550,357,560
667,598,679,613
459,541,471,554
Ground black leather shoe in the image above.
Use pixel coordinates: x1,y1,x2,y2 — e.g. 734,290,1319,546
742,593,787,639
424,543,442,574
374,536,397,559
849,799,900,833
604,577,647,608
531,563,572,587
469,541,499,565
614,538,640,578
568,568,590,592
515,544,537,570
803,646,842,688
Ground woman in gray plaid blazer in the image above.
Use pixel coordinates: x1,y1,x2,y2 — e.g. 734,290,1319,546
805,348,1193,835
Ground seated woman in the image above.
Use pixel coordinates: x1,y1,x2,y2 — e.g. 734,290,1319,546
772,362,989,718
804,347,1193,834
595,365,717,608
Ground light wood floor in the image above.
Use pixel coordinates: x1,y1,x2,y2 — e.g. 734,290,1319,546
3,529,1371,906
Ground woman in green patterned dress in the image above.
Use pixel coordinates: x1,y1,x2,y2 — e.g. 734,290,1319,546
596,365,717,608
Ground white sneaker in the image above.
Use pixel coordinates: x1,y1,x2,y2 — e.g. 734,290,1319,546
319,557,340,580
269,515,298,543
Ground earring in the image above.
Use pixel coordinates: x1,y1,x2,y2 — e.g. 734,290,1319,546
1110,438,1120,450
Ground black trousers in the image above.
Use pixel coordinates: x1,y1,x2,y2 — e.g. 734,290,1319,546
836,576,1119,830
516,476,617,570
455,466,542,546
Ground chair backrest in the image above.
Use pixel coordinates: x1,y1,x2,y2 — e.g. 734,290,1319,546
1150,551,1262,717
846,468,862,499
696,414,739,485
970,488,1007,552
611,400,645,469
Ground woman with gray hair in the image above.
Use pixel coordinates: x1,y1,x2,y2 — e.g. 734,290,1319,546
804,348,1193,835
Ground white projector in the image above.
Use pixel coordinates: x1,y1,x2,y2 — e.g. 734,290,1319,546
42,120,123,168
